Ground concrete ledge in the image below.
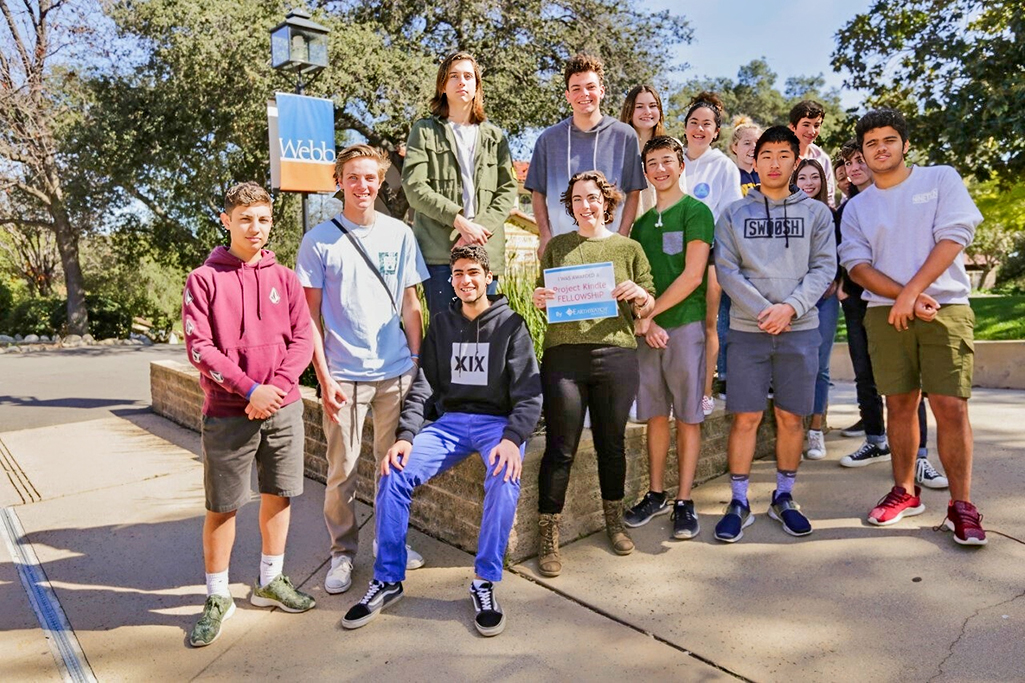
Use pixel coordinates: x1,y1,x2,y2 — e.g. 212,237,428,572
831,340,1025,390
150,360,777,563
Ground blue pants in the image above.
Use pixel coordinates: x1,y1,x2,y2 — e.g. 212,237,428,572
716,294,731,381
424,264,499,317
374,412,522,583
813,294,840,415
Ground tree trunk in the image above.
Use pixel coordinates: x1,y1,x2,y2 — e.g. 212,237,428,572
51,203,88,335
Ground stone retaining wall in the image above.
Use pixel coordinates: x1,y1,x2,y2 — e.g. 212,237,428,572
151,360,777,564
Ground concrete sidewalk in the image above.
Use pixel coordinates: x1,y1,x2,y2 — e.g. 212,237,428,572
1,347,1023,681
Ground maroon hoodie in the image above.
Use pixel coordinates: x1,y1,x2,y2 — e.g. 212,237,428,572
182,246,313,417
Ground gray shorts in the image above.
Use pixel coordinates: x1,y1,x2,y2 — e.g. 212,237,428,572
725,329,820,416
636,321,706,424
201,399,305,513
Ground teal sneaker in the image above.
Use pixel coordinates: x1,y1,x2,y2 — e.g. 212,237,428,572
250,574,316,613
189,594,236,647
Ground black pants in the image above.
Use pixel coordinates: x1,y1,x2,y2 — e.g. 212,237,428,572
537,344,639,514
842,295,928,447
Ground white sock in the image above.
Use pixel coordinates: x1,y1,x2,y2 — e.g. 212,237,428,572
471,578,489,589
206,569,230,598
260,554,284,587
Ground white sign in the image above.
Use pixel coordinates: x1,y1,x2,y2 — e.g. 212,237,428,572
543,262,618,323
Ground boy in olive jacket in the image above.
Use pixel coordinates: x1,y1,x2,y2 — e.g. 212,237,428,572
401,51,518,316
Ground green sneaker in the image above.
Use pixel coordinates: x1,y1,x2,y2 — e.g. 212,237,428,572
189,594,236,647
250,574,316,613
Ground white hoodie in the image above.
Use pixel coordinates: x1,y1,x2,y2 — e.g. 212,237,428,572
684,147,743,222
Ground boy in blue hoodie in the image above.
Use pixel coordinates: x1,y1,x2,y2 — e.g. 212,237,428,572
341,245,542,637
713,127,836,542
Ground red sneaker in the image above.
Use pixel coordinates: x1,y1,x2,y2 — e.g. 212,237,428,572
943,500,988,546
867,486,925,526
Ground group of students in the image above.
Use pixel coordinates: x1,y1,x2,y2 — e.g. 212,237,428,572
181,50,986,648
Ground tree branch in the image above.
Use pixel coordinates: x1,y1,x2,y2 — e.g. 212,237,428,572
0,0,34,76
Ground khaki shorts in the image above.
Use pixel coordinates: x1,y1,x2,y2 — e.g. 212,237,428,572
201,400,305,513
863,304,974,398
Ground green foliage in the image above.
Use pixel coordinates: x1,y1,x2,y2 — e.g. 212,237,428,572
3,297,62,336
995,232,1025,293
664,59,850,155
0,278,12,319
833,1,1025,181
499,267,546,360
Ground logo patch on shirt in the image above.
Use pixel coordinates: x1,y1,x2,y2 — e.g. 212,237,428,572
269,287,280,304
185,318,195,336
191,347,201,363
912,188,938,205
743,217,806,239
451,342,490,386
378,251,399,275
210,371,224,384
693,183,710,200
184,289,194,306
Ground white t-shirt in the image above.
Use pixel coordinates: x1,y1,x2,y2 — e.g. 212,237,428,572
683,147,743,222
296,212,429,381
449,121,479,219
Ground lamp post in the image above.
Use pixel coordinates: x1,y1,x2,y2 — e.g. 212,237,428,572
270,8,330,233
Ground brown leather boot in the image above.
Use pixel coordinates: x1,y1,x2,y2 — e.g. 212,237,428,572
603,499,635,555
537,513,562,577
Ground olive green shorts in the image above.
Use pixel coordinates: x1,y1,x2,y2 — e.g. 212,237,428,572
863,304,974,398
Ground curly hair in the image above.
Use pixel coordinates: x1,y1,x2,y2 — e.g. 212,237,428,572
224,181,271,214
449,244,490,273
620,84,666,138
564,52,605,89
856,108,909,146
430,51,487,124
560,170,623,226
685,91,727,142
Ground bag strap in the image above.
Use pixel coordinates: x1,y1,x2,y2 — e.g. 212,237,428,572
331,217,399,315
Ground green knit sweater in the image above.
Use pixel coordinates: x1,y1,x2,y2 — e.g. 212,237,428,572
538,232,654,350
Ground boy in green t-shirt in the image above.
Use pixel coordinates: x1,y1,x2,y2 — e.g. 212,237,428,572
625,136,715,540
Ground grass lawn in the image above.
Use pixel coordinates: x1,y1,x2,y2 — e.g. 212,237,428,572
834,295,1025,342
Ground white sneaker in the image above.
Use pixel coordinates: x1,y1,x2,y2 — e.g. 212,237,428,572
805,430,826,460
373,539,426,570
325,555,353,594
701,395,715,417
916,457,949,489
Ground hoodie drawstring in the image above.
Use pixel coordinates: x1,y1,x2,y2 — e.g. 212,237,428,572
763,195,791,249
237,270,246,337
255,267,263,322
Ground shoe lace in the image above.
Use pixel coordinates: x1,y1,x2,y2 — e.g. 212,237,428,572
672,502,695,522
852,442,878,459
539,517,559,556
875,488,909,509
472,584,494,611
918,459,940,478
357,581,383,605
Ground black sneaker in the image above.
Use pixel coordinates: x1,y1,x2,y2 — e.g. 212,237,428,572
839,441,891,468
469,581,505,637
671,499,700,539
623,491,670,528
840,420,866,438
341,580,403,630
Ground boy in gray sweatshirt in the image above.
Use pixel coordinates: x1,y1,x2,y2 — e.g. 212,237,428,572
713,126,836,542
838,108,985,546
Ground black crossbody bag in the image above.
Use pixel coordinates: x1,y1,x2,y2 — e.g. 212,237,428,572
330,217,399,315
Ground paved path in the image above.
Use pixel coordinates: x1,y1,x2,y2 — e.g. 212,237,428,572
1,346,1022,681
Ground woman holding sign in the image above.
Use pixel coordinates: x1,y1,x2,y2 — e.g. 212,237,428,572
532,170,655,578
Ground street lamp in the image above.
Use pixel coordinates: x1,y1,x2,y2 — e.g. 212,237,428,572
270,7,330,233
270,8,329,93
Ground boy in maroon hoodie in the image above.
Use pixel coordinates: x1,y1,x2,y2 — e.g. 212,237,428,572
182,182,315,647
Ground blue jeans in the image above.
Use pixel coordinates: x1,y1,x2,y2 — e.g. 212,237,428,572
813,294,840,415
374,412,522,583
716,294,731,380
424,264,499,317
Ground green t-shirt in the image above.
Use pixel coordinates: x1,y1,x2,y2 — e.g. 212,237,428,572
630,195,715,328
538,232,655,350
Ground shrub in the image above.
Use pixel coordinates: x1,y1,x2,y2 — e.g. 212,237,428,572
4,297,62,336
45,296,134,339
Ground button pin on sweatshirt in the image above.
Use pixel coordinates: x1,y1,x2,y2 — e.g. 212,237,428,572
693,183,710,200
269,287,280,304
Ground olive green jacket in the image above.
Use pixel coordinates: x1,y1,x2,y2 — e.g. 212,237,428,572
401,116,518,275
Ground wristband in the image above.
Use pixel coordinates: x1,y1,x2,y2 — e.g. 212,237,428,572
246,383,259,400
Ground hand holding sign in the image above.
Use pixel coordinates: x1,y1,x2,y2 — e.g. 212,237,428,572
543,262,618,323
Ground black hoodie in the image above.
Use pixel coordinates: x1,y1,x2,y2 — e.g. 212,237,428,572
396,295,542,447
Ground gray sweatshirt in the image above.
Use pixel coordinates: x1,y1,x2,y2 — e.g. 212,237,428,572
838,165,982,306
525,115,647,237
715,187,837,333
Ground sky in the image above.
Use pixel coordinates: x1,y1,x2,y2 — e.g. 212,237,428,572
647,0,875,109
